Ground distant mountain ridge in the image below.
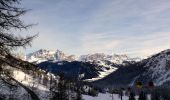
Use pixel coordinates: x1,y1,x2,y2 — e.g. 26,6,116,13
26,49,76,63
26,49,140,64
26,49,140,82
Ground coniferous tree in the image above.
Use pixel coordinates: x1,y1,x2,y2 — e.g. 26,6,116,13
88,87,98,97
129,92,135,100
76,88,82,100
58,73,69,100
139,91,146,100
0,0,37,74
0,1,42,99
51,73,69,100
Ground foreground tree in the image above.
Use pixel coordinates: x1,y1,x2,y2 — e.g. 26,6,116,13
50,73,69,100
0,0,43,99
0,0,37,72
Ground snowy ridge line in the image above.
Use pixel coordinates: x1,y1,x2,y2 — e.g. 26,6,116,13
26,49,141,64
135,49,170,86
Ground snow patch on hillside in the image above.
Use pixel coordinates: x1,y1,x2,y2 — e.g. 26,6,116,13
85,67,117,82
13,70,50,100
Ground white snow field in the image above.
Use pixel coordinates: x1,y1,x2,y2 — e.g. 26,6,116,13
13,70,51,100
83,93,151,100
84,65,118,82
83,93,129,100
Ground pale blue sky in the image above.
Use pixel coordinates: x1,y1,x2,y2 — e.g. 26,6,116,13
20,0,170,57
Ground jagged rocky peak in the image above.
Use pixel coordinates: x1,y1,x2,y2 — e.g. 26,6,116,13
26,49,141,65
26,49,76,63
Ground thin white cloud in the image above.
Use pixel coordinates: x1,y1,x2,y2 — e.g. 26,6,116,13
20,0,170,57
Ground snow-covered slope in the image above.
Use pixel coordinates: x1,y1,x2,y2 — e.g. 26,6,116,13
0,67,53,100
83,93,129,100
13,70,51,100
136,49,170,85
84,66,118,82
0,79,28,100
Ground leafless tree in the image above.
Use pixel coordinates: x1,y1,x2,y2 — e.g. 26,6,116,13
0,0,38,74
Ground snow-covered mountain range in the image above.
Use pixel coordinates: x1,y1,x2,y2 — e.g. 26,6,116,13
25,49,141,82
26,49,140,64
26,49,170,87
79,53,141,64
